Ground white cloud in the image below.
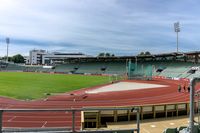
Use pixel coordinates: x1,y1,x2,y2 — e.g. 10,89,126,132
0,0,199,56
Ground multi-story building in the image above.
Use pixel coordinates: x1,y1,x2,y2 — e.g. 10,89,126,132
29,50,47,65
27,50,90,65
24,56,30,64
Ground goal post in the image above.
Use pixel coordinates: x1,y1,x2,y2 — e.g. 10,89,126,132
108,74,127,83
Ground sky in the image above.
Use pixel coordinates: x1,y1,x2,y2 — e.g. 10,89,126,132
0,0,199,56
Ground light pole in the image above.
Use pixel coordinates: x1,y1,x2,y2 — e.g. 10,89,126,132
6,37,9,63
174,22,180,53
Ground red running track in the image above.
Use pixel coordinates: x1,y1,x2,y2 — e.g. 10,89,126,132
0,79,194,130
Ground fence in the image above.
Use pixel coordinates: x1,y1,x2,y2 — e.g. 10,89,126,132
0,107,140,133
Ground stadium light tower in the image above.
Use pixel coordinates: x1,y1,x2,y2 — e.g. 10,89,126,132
6,37,10,63
174,22,180,53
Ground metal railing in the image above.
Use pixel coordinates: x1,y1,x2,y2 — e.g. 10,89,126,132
189,78,200,133
0,107,140,133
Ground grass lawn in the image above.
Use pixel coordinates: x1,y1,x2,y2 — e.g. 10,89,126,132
0,72,109,100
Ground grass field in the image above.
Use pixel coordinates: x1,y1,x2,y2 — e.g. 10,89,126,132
0,72,110,100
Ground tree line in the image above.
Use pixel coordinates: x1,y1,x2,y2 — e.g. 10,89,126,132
97,52,115,57
97,51,151,57
1,51,151,63
1,54,25,63
138,51,151,56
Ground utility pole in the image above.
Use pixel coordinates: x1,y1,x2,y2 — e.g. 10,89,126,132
174,22,180,53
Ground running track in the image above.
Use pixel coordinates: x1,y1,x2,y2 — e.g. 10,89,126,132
0,79,194,131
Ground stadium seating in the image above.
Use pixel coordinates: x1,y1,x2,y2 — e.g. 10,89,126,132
178,126,187,132
54,61,128,75
187,71,200,79
105,61,126,75
2,60,200,80
75,62,102,74
162,128,177,133
159,67,190,78
53,61,200,78
152,61,200,78
24,66,43,72
54,64,75,73
163,124,200,133
2,63,25,71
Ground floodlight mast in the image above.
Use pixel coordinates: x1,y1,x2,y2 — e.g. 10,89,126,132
174,22,180,53
6,38,9,63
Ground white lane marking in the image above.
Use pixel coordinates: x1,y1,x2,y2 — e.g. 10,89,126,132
7,116,16,122
170,122,175,125
42,121,47,128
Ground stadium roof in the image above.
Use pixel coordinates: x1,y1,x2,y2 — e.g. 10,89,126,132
50,51,200,63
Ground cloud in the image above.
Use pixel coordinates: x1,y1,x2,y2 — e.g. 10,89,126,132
0,0,199,56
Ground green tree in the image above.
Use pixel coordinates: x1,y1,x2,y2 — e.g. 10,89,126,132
138,52,145,56
1,56,12,61
12,54,25,63
98,52,114,57
145,51,151,55
98,53,105,57
138,51,151,56
105,53,110,57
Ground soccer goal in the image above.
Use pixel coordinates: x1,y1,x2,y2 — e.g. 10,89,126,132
108,74,126,83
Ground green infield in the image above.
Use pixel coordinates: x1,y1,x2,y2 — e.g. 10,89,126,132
0,72,110,100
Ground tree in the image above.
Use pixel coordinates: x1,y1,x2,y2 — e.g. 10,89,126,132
98,53,105,57
138,51,151,56
105,53,110,57
12,54,25,63
98,52,115,57
1,56,12,61
145,51,151,56
138,52,145,56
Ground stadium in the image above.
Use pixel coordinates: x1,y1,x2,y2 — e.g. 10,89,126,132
1,1,200,133
0,51,200,133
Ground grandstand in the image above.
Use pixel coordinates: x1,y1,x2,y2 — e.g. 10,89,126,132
1,51,200,132
0,60,198,80
50,51,200,81
1,51,200,80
